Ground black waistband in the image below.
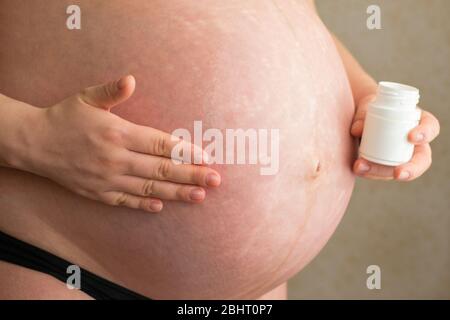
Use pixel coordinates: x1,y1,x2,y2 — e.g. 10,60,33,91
0,230,150,300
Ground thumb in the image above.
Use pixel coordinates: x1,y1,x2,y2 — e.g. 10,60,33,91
350,94,375,137
78,75,136,110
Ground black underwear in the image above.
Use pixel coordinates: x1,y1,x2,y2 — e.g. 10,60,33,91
0,230,150,300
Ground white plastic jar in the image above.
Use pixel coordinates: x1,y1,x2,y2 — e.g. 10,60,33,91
359,81,422,166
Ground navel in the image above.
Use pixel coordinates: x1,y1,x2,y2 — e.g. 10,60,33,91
310,159,322,179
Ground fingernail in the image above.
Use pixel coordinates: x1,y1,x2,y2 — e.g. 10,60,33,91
149,200,163,212
357,162,371,173
398,171,410,181
206,173,221,187
415,133,425,142
189,188,205,201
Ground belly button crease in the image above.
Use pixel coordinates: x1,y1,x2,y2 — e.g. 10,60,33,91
315,160,321,173
310,159,321,179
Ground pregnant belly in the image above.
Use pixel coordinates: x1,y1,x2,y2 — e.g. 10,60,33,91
0,0,356,299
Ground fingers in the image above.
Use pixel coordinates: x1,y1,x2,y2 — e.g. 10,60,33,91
124,124,209,164
354,144,432,181
394,144,432,181
78,75,136,110
408,110,440,144
100,172,212,213
112,176,206,203
353,157,394,180
350,94,376,137
101,191,163,213
126,151,221,187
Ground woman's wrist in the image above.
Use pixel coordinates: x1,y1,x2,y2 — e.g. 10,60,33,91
0,95,44,172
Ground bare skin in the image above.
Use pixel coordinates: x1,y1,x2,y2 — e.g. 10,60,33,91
0,261,93,300
0,76,221,212
0,0,439,299
0,260,287,300
330,32,440,179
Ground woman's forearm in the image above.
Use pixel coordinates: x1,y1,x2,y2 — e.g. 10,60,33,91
331,34,378,104
0,94,40,170
308,0,377,104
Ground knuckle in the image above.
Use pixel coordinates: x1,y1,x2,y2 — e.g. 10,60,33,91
153,136,168,155
101,126,125,145
113,192,128,207
176,186,188,200
176,186,191,201
156,159,171,180
103,82,115,100
97,153,115,169
189,166,204,183
97,153,114,169
97,150,125,175
142,180,155,196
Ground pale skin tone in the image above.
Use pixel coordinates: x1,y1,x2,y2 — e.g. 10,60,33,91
0,0,440,216
0,76,221,213
311,0,440,181
0,0,442,302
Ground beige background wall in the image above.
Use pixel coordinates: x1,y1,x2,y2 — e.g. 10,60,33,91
289,0,450,299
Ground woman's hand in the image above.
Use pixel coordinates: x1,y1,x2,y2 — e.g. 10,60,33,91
350,94,440,181
24,75,221,212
